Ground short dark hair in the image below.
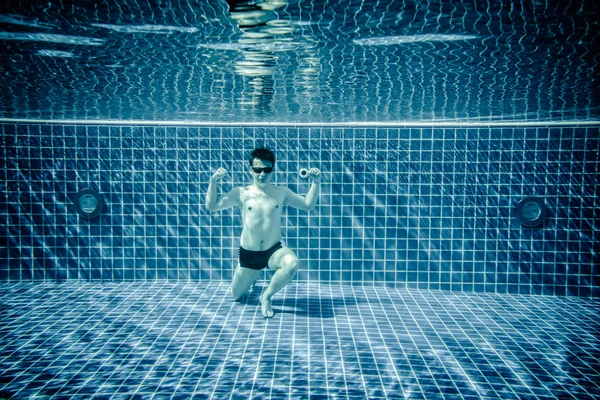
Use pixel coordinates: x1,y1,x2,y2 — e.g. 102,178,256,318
249,148,275,167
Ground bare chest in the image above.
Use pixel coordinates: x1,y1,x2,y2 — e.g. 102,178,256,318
241,186,285,215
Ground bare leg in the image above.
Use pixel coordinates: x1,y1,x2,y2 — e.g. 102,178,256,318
261,248,298,317
231,264,261,300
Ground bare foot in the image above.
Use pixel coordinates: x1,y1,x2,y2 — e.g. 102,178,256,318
259,294,274,318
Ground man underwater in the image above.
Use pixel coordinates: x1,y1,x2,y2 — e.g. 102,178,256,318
205,148,321,317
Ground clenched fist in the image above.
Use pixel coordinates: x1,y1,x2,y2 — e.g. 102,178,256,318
307,168,321,182
211,168,228,183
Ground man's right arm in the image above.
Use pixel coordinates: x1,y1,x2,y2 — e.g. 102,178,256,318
205,168,240,212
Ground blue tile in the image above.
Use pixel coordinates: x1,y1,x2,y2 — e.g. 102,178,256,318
0,123,598,297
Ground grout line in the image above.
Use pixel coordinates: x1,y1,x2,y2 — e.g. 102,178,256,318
0,283,598,398
1,118,599,128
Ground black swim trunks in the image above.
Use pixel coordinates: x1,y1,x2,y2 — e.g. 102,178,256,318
239,242,283,270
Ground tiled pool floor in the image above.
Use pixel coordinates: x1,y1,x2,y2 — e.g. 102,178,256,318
0,282,598,399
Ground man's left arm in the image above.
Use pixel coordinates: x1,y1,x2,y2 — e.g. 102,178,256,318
285,168,321,211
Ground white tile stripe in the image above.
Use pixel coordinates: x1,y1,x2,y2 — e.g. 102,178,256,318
1,118,599,127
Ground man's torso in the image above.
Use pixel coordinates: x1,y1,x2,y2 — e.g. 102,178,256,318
239,184,286,250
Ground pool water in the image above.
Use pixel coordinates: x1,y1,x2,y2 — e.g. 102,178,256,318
1,1,599,399
0,0,598,123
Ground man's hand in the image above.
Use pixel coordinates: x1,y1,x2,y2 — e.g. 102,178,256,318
307,168,321,182
211,168,228,183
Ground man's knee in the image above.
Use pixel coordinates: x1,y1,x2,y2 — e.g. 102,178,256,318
231,284,246,301
231,265,260,300
281,255,298,275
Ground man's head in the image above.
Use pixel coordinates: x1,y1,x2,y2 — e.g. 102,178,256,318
249,148,275,187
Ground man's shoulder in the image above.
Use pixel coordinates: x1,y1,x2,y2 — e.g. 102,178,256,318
224,186,243,200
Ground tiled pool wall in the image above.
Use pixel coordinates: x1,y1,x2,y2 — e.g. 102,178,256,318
1,123,598,297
